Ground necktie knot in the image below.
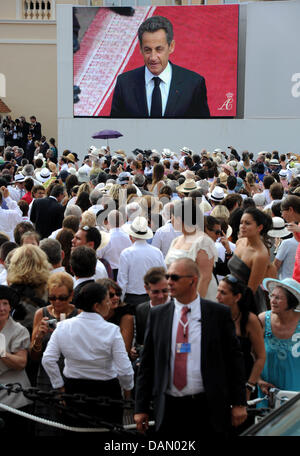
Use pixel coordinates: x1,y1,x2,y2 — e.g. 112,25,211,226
153,77,161,87
181,306,189,320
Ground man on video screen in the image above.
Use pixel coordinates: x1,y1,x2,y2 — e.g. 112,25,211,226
110,15,210,119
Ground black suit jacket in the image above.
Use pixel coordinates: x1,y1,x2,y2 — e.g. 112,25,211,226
39,141,49,157
135,298,246,433
25,140,36,164
135,301,151,346
30,196,65,239
110,62,210,118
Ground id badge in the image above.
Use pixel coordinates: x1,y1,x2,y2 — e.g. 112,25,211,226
176,343,191,353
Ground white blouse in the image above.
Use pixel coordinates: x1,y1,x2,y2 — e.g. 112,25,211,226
42,312,134,390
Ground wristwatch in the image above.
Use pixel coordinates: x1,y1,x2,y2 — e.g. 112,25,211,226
246,382,256,393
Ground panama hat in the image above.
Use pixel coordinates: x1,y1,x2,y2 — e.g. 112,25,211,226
269,159,280,166
267,217,290,238
36,168,51,183
279,169,288,178
180,146,192,155
176,179,198,194
122,216,153,240
13,173,26,183
263,277,300,310
207,186,225,202
116,172,131,185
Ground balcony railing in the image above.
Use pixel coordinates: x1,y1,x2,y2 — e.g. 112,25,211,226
22,1,55,20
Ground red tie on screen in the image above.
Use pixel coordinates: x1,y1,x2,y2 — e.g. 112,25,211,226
173,306,189,390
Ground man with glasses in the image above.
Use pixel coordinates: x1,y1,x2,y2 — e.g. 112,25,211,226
134,257,247,439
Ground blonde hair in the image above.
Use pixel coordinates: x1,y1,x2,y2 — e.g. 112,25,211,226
81,210,96,227
7,245,51,295
210,204,230,221
78,182,91,196
48,271,73,295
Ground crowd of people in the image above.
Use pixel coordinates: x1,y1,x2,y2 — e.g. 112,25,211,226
0,129,300,439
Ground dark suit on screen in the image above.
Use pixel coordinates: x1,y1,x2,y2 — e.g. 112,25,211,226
135,298,246,435
110,62,210,118
30,196,65,239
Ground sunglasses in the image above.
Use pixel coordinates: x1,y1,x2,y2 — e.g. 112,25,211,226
224,274,238,284
165,274,194,282
214,230,223,236
48,295,70,302
109,291,121,298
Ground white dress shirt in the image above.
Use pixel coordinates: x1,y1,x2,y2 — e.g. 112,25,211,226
42,312,134,390
95,259,108,280
167,295,204,397
151,221,181,258
0,197,22,240
145,62,172,116
118,240,166,297
97,227,132,269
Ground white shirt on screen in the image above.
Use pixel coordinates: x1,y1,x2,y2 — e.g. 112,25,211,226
145,62,172,116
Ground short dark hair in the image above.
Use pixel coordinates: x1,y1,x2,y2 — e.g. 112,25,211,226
74,282,108,312
144,267,167,286
227,175,237,191
263,175,275,190
50,184,64,198
270,182,284,200
138,15,173,46
80,226,101,250
70,245,97,278
62,215,80,233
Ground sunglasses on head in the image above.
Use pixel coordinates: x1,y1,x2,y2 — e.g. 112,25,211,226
165,274,194,282
224,274,238,284
81,225,91,231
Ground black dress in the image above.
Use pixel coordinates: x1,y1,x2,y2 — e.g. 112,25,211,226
228,254,267,314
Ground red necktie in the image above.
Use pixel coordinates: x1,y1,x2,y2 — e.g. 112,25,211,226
173,306,189,390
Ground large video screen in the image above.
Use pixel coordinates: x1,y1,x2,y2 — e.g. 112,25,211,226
73,5,239,119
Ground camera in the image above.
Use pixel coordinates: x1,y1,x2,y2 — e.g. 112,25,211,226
47,319,57,329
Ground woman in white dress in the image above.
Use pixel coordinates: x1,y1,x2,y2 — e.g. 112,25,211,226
165,198,218,301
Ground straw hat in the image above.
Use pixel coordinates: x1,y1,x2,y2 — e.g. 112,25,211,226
122,216,153,240
267,217,290,238
262,277,300,310
176,179,198,194
221,163,235,175
66,153,76,163
218,172,228,184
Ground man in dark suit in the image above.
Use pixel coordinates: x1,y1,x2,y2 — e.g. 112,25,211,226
39,136,50,157
134,258,247,438
24,133,36,164
30,184,65,239
110,16,210,119
29,115,42,141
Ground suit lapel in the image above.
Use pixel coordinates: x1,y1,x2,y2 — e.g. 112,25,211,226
200,298,210,373
163,300,175,363
133,68,148,116
164,63,184,117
